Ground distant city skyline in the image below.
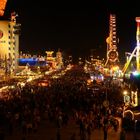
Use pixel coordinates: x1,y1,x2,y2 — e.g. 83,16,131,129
2,0,140,64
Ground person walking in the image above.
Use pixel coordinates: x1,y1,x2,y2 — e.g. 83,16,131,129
87,124,91,140
70,133,76,140
103,116,108,140
0,128,5,140
103,124,108,140
120,128,126,140
56,129,61,140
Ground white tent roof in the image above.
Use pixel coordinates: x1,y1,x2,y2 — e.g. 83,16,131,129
16,66,38,76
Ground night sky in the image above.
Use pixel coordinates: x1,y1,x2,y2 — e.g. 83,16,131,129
2,0,140,63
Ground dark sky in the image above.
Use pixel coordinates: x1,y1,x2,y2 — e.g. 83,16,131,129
3,0,140,63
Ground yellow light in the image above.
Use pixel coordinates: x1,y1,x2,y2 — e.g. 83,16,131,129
111,65,119,71
123,90,127,95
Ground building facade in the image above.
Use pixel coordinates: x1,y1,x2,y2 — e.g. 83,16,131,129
0,13,20,75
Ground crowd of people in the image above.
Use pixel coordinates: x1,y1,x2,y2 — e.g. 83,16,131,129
0,66,124,140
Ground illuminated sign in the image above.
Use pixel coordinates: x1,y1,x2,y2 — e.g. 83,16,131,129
124,95,130,103
19,58,47,66
19,58,38,66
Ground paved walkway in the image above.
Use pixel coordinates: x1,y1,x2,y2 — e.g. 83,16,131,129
4,117,127,140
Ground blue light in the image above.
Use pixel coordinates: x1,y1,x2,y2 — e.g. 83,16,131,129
19,58,38,62
18,58,47,66
132,71,140,76
19,58,38,66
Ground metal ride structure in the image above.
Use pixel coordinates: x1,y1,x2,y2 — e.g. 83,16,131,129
122,17,140,74
105,14,119,68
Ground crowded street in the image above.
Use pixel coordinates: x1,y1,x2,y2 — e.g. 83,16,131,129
0,1,140,140
0,65,135,140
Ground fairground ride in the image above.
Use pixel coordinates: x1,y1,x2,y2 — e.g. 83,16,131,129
105,14,119,68
103,14,122,77
122,17,140,75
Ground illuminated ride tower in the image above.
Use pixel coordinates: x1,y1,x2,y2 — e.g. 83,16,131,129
122,17,140,74
105,14,119,68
